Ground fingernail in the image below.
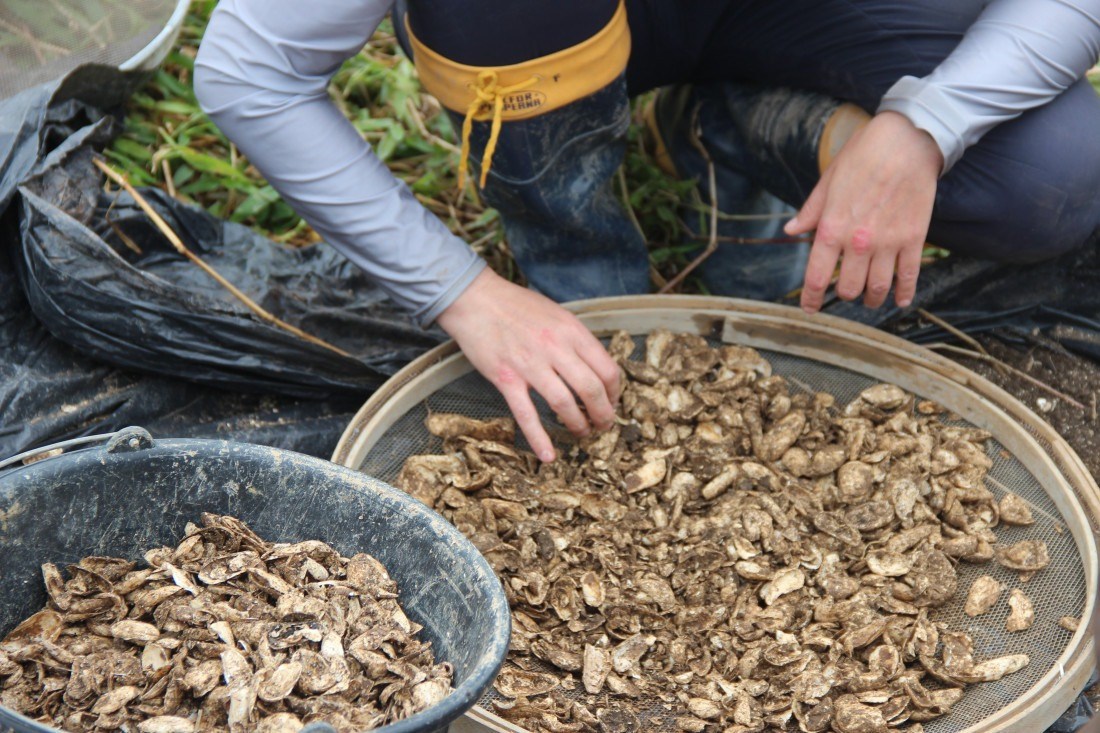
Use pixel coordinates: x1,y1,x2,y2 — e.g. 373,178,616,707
802,305,815,315
540,450,555,462
898,298,912,308
784,218,797,234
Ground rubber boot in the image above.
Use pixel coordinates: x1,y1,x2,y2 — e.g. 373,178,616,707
649,83,868,301
393,0,650,303
458,78,651,301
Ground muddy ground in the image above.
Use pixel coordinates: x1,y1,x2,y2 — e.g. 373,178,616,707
950,335,1100,479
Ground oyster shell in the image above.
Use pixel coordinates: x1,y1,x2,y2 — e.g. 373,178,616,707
998,493,1035,526
1005,589,1035,632
964,575,1004,617
0,515,451,732
394,331,1042,732
996,540,1051,574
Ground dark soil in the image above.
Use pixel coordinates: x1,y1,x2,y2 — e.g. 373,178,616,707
946,334,1100,480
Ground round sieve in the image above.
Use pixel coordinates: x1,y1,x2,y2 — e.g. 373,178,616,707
333,295,1099,733
0,0,188,101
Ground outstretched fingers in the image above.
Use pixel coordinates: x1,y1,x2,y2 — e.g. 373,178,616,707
572,330,621,426
801,229,841,314
495,374,556,463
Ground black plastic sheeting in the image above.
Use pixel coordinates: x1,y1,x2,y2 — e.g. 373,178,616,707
7,73,441,399
16,145,440,398
0,234,364,458
0,66,143,213
816,235,1100,359
0,65,439,457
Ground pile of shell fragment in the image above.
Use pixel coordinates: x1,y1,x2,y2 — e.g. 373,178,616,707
398,330,1065,733
0,514,452,733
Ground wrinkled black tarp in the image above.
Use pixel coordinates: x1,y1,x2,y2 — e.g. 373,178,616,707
16,146,440,398
4,66,442,400
0,66,143,213
0,216,361,458
816,236,1100,360
0,65,439,456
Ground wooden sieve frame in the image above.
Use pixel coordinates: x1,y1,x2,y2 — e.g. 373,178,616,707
332,296,1099,733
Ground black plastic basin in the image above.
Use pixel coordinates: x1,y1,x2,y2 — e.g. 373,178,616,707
0,428,509,733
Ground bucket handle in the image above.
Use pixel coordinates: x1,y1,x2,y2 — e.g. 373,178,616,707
0,427,154,472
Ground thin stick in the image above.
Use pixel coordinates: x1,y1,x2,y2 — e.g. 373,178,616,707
447,199,472,239
683,231,812,245
928,342,1086,411
466,229,497,254
44,0,82,33
659,112,718,294
917,308,990,357
405,97,461,155
0,16,69,61
680,208,794,222
616,168,672,288
161,158,177,199
415,194,450,214
93,158,353,359
919,307,1007,379
107,219,144,256
649,264,668,290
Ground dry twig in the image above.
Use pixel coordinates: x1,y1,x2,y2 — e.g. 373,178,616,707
405,97,461,155
0,15,69,62
106,219,143,256
93,158,353,359
684,231,811,245
160,158,176,199
659,112,717,294
929,342,1085,411
917,308,992,358
616,168,669,289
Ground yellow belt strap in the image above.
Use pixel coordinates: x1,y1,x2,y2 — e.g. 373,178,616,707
459,71,538,190
406,0,631,189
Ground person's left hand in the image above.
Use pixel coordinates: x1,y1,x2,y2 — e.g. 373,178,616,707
785,110,944,313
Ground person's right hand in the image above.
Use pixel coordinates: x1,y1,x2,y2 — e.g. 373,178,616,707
436,268,620,462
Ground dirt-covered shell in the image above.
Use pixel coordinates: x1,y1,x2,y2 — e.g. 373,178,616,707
964,575,1004,617
1005,589,1035,632
0,515,453,733
999,493,1035,526
996,540,1051,573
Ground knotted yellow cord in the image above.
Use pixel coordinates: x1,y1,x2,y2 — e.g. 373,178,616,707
458,70,538,190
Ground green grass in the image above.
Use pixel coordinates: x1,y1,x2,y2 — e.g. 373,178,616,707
105,0,694,282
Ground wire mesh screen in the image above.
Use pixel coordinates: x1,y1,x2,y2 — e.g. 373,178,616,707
352,341,1088,733
0,0,177,100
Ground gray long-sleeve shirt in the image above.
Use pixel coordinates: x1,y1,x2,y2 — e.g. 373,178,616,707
194,0,1100,325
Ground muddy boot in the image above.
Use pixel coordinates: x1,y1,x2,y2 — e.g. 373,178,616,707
397,1,650,303
457,80,651,301
648,83,869,301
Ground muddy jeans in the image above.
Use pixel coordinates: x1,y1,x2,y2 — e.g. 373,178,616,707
398,0,1100,302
